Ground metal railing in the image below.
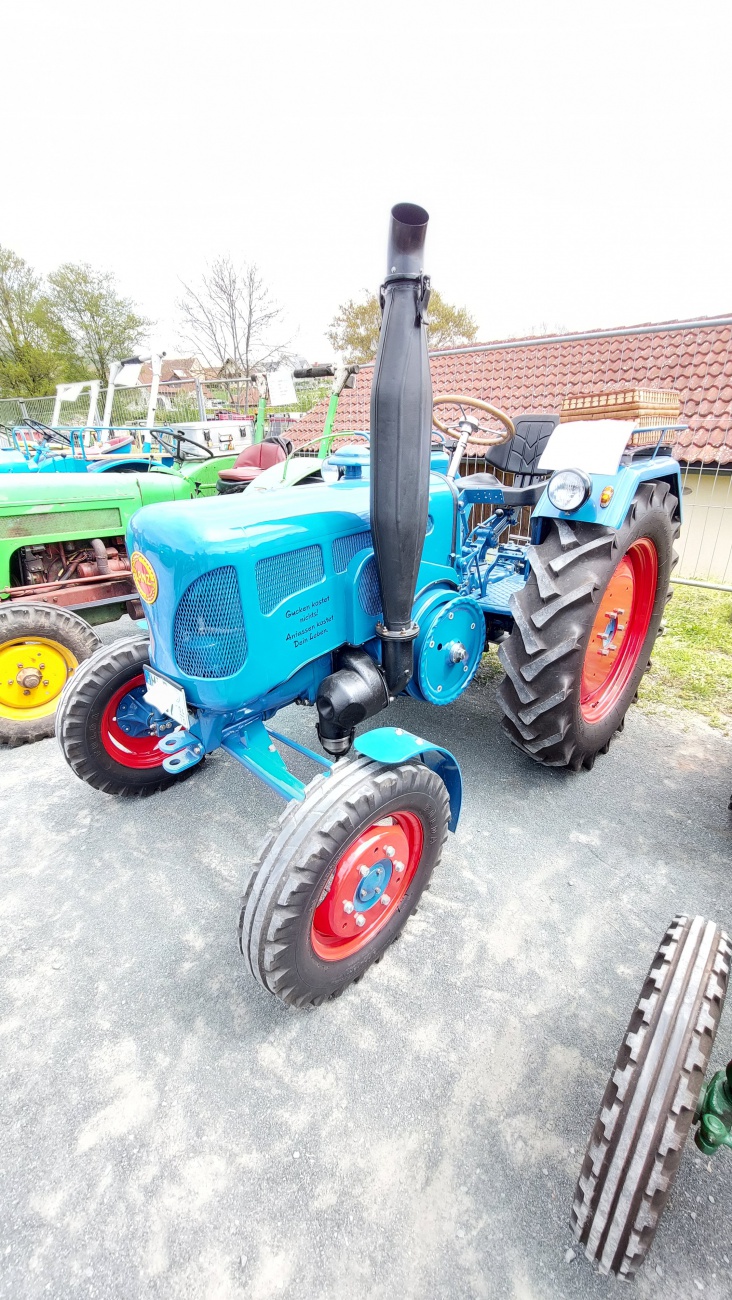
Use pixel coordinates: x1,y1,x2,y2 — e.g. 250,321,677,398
0,375,331,438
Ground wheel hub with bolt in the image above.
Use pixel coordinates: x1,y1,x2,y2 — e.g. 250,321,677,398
0,636,77,719
100,674,173,769
310,811,424,961
580,539,658,725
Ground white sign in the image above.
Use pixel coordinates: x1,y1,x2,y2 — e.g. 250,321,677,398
56,382,85,402
266,368,297,407
537,420,636,476
115,362,143,388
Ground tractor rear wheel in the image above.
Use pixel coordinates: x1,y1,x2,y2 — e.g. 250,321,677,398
239,756,449,1008
496,481,679,769
571,915,731,1278
56,636,198,796
0,603,100,748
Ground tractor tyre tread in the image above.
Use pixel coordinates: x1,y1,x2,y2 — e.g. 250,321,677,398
239,758,449,1008
56,636,202,797
496,483,679,769
0,603,100,748
571,914,731,1278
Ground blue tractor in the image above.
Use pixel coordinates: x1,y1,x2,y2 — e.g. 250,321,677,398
0,418,215,476
58,204,682,1007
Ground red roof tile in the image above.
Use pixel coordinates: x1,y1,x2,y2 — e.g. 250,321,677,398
293,316,732,466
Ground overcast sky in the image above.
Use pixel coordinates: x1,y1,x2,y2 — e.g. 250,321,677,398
3,0,731,367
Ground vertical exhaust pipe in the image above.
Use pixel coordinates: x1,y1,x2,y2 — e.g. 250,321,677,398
370,202,432,694
315,203,432,756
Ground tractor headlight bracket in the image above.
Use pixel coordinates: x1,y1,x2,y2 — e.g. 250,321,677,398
547,468,592,513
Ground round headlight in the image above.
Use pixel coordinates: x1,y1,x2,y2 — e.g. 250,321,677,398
547,468,592,513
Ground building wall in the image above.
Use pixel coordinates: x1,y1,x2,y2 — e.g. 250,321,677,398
676,469,732,584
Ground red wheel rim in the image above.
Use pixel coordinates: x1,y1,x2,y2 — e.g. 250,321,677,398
100,673,165,769
580,537,658,725
311,811,424,962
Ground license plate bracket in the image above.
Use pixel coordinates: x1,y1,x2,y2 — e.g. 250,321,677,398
143,666,190,730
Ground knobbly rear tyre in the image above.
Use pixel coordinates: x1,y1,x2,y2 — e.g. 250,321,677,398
239,756,449,1008
571,915,731,1278
497,482,679,769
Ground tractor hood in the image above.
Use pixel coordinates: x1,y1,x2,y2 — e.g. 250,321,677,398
129,479,375,712
128,472,457,716
0,471,188,512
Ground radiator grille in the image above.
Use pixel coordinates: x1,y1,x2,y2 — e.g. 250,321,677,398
358,556,382,617
256,544,324,615
332,530,372,573
0,507,122,540
173,566,247,678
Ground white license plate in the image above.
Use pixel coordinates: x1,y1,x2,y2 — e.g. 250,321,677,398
143,667,190,730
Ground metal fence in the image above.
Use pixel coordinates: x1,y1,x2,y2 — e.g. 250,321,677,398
0,375,332,434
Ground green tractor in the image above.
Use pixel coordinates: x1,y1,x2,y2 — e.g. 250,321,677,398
0,449,235,747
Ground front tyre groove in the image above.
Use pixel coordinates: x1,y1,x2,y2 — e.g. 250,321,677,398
239,757,450,1008
571,915,731,1278
496,482,679,769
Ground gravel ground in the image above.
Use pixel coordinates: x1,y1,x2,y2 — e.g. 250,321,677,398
1,617,731,1300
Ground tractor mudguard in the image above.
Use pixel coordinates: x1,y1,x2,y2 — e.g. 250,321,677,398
531,455,683,531
354,726,462,830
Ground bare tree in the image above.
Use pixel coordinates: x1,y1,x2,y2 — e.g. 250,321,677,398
178,258,288,412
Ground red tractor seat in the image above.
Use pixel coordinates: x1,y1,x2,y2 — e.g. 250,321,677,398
101,434,135,453
217,437,291,492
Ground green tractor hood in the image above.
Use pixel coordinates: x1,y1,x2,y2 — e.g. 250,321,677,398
0,471,191,513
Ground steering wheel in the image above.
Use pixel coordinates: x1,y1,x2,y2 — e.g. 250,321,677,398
146,427,213,461
23,418,72,447
432,395,515,447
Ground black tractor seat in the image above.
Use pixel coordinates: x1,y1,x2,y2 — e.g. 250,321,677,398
459,412,560,507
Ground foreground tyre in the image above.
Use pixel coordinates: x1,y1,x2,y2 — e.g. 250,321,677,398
56,636,195,796
497,481,679,769
0,603,100,748
571,915,731,1278
239,756,450,1008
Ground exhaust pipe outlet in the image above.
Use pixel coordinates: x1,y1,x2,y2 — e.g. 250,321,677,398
370,203,433,695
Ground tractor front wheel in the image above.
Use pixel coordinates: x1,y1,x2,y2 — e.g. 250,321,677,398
571,915,731,1278
0,603,100,748
239,756,450,1007
497,481,679,769
56,636,198,796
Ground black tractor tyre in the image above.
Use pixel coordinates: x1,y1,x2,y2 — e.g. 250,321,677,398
239,756,450,1008
571,915,731,1278
56,635,201,797
0,603,100,748
496,481,679,769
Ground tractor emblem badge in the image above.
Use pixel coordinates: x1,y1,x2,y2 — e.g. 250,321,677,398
130,551,158,605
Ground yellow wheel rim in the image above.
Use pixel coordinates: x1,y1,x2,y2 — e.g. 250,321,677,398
0,636,79,721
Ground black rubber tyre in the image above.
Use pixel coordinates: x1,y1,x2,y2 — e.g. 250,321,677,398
0,603,100,748
239,756,450,1008
216,479,248,495
571,914,732,1278
496,481,679,769
56,636,200,797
